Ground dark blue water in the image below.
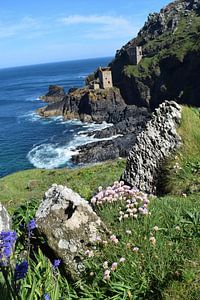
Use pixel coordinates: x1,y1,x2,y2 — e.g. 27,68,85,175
0,57,112,177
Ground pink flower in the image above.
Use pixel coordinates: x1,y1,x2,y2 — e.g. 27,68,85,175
84,250,94,257
119,257,126,263
111,262,118,271
133,247,139,252
103,269,110,280
110,235,119,244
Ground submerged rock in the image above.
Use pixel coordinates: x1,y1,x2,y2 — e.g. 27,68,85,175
121,101,182,194
0,203,11,232
36,184,108,279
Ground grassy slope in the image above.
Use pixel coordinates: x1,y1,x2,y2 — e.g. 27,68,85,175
160,106,200,195
0,159,126,211
0,107,199,299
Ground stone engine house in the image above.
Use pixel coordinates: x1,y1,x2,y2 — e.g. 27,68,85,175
89,67,113,90
128,46,143,65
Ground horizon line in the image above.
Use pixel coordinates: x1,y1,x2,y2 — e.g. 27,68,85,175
0,55,114,71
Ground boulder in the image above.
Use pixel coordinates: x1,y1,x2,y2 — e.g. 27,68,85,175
121,101,182,194
36,184,108,279
0,203,11,232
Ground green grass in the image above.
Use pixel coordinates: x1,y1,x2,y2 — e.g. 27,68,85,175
0,159,126,212
160,106,200,195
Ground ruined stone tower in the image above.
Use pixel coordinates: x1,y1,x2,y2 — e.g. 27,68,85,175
98,67,113,89
128,46,143,65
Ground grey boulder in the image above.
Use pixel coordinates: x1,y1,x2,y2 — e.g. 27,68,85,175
36,184,108,279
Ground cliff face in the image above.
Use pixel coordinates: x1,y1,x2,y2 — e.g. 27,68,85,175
110,0,200,108
38,87,130,124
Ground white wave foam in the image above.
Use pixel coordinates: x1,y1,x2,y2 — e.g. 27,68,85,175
27,143,79,169
27,130,122,169
78,121,113,134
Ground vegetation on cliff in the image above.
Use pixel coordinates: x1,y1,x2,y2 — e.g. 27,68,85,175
111,0,200,108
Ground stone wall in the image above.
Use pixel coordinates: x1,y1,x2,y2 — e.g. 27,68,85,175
121,101,182,194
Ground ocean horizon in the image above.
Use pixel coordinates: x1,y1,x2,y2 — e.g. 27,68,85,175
0,56,113,178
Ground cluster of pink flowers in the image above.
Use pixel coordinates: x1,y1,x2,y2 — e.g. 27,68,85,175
102,257,126,280
91,181,150,220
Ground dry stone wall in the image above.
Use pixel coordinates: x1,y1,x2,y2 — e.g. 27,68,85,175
121,101,182,194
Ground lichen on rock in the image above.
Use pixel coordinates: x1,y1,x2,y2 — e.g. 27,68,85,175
36,184,108,279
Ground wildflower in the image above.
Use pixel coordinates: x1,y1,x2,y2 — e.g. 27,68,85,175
102,240,108,246
133,247,139,252
85,250,94,257
44,294,51,300
153,226,159,231
52,259,61,268
0,231,17,263
119,257,126,263
103,269,110,280
175,226,181,231
27,219,36,238
95,236,102,242
103,261,108,269
111,262,118,271
98,186,103,192
27,219,36,231
149,236,156,246
14,260,28,281
125,230,132,235
110,235,119,244
118,216,123,222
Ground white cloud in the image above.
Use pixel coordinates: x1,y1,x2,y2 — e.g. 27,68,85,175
0,17,41,39
62,15,130,26
0,14,139,42
61,14,139,40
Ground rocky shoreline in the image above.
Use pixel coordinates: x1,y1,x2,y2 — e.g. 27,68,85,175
37,85,150,165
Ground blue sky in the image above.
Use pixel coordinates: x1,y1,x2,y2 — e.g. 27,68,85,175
0,0,170,68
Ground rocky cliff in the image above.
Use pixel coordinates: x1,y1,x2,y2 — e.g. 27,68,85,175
110,0,200,108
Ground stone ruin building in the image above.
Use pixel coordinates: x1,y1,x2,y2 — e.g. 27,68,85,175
128,46,143,65
89,67,113,90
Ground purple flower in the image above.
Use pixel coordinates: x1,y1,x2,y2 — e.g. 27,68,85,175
0,231,17,263
14,260,28,280
44,294,50,300
27,219,36,232
52,259,61,269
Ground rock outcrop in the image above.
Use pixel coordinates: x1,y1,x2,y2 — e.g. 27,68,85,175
39,85,65,103
121,101,182,194
0,203,11,232
38,87,128,123
72,106,150,164
36,184,108,279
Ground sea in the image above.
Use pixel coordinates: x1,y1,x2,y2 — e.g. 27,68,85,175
0,57,113,178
